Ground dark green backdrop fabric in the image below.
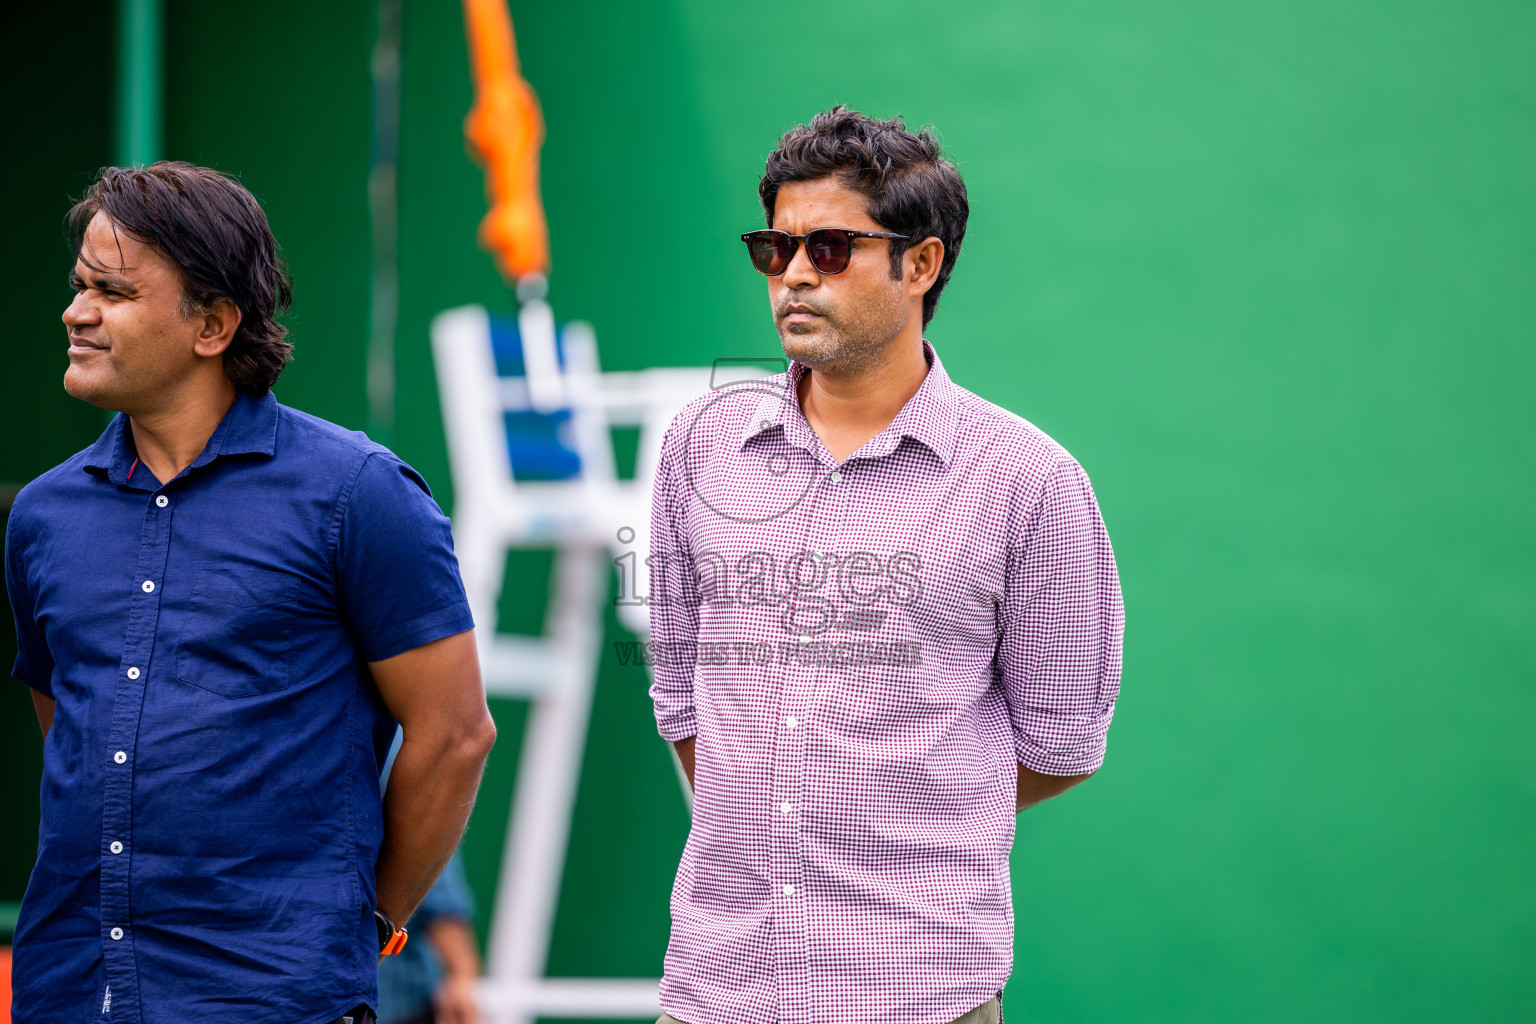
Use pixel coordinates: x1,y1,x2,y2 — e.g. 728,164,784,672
2,2,1531,1020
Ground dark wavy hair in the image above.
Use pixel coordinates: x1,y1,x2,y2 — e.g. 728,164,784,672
760,106,969,328
67,162,294,395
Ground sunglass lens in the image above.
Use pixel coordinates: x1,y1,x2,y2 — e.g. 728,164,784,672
806,230,852,273
746,232,793,276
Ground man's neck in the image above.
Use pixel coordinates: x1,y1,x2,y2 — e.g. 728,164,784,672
127,378,240,485
797,336,929,464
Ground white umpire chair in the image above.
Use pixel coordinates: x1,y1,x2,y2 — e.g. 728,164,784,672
431,297,765,1024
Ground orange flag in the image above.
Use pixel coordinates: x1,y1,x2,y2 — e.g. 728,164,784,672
462,0,551,281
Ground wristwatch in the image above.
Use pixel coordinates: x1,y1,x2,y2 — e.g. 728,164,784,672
374,908,409,956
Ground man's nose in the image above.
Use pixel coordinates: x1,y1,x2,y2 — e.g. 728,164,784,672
63,291,99,328
782,241,821,289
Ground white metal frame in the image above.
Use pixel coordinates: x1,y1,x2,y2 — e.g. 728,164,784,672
431,302,715,1024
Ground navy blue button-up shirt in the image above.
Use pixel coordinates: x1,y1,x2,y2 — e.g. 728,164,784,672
4,391,475,1023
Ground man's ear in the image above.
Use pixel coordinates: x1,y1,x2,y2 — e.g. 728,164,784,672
192,298,243,358
905,237,945,300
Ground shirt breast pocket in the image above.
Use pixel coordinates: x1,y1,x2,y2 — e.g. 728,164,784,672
176,566,300,698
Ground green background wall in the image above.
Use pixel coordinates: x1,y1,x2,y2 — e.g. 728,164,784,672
2,1,1532,1021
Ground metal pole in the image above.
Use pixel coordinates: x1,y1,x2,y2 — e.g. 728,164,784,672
366,0,403,439
116,0,163,166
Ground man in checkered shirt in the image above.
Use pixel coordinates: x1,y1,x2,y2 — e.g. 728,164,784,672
646,106,1124,1024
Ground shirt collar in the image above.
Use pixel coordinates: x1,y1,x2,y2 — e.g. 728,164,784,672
83,390,280,486
739,339,961,465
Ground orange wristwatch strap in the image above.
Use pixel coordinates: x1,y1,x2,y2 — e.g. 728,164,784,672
374,909,410,956
381,925,408,956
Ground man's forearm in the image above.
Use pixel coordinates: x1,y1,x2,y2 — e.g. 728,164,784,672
31,690,54,738
1015,763,1094,812
375,725,494,924
427,915,482,978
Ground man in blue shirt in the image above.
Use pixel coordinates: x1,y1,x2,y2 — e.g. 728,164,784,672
3,162,497,1023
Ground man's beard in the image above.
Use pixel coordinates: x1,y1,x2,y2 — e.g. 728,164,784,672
773,289,908,375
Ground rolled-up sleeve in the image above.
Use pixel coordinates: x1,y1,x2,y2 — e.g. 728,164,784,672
647,433,700,741
998,456,1124,775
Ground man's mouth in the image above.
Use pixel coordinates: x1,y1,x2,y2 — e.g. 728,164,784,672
68,335,106,352
781,304,823,322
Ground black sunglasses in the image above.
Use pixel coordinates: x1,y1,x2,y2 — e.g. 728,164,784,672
741,228,911,276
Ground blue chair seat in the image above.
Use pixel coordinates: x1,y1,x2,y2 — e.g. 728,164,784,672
489,314,583,482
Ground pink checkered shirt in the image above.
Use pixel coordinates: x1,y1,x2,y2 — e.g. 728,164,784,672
647,340,1123,1024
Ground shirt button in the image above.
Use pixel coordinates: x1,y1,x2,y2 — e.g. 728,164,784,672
782,884,794,896
113,751,127,764
785,716,798,729
798,634,811,643
155,495,169,508
141,580,155,593
126,667,140,680
110,841,123,854
780,802,793,815
829,471,843,484
110,927,124,940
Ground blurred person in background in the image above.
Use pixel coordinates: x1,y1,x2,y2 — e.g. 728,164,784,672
3,161,495,1023
377,851,481,1024
646,107,1124,1024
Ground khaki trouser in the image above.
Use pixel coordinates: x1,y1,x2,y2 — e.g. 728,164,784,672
659,997,1001,1024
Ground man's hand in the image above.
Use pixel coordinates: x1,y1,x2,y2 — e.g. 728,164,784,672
371,630,496,925
434,973,480,1024
428,915,483,1024
1015,763,1095,812
673,735,696,790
